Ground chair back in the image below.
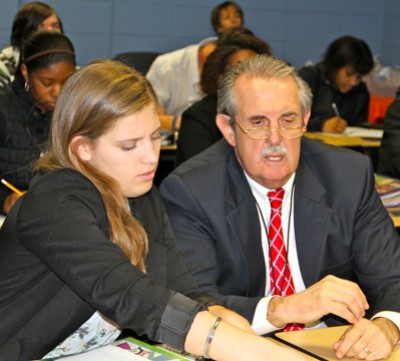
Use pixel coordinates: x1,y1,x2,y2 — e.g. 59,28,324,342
113,51,161,75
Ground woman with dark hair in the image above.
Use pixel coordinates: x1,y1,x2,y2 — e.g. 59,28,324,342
0,31,75,215
299,35,374,132
176,32,272,165
0,59,309,361
210,1,244,35
0,1,63,87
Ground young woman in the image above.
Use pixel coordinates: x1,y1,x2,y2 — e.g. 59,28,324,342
0,1,63,87
299,35,374,133
210,1,244,35
176,30,271,165
0,60,309,361
0,31,76,214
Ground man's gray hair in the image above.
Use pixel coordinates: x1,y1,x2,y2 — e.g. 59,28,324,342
217,55,313,120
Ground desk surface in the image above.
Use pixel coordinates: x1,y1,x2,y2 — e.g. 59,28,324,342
387,207,400,228
305,132,381,148
274,326,400,360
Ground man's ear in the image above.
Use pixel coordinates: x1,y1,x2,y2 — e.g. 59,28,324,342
21,64,28,83
216,114,236,147
303,110,311,129
70,136,92,162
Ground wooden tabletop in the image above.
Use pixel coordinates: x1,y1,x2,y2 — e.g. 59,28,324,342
304,132,381,148
274,326,400,360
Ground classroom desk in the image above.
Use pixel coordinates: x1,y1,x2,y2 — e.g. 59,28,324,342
304,132,381,148
388,207,400,228
274,326,400,360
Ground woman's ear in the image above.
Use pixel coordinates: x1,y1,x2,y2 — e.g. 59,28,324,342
216,114,236,147
70,136,93,162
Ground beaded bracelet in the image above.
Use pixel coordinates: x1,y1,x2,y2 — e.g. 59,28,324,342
203,316,222,359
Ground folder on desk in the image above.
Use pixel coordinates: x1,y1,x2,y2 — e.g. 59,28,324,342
274,326,400,361
44,337,196,360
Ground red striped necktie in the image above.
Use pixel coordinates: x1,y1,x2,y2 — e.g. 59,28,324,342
268,188,303,331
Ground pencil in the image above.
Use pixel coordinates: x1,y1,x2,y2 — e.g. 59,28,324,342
331,102,340,117
1,179,24,196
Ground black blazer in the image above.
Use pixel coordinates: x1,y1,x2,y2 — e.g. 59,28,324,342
176,95,222,166
160,138,400,323
0,169,214,360
378,95,400,178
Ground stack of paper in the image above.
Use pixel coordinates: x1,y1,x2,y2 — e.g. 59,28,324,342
44,337,200,361
375,175,400,208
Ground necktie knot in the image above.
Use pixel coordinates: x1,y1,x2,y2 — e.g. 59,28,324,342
267,188,285,212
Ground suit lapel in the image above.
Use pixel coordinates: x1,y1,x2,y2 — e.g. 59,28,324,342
294,158,332,287
224,152,266,297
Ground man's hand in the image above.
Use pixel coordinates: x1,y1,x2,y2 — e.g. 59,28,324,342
322,117,348,133
267,275,369,327
333,318,400,360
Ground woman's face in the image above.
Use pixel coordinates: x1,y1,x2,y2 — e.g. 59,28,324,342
22,61,75,113
81,104,161,198
37,13,62,32
218,5,242,33
333,65,362,94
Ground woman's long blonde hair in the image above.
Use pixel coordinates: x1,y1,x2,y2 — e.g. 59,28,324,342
37,59,158,271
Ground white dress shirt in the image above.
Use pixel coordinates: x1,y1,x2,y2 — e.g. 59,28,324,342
146,37,215,116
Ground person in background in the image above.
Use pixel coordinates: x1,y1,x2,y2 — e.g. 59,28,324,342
299,35,373,133
160,55,400,360
146,37,216,117
211,1,244,35
0,59,309,361
378,94,400,178
0,1,63,87
176,30,272,165
0,31,75,215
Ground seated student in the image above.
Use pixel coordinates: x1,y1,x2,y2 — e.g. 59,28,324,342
378,94,400,177
146,37,217,117
0,31,76,215
299,35,373,133
160,55,400,360
0,59,309,361
0,1,63,87
176,31,272,165
211,1,244,35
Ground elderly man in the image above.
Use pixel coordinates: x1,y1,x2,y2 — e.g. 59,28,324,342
160,55,400,360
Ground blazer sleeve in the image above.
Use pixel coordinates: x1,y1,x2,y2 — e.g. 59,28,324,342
15,172,208,350
350,156,400,316
378,96,400,177
160,173,262,322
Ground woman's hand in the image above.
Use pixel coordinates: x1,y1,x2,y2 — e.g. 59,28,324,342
208,305,254,334
3,192,22,214
322,117,348,133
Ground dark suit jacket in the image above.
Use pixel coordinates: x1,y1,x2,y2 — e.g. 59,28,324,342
160,138,400,324
0,169,214,360
176,95,222,166
378,95,400,178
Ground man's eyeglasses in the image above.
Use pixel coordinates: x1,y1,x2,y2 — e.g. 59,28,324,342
234,120,306,140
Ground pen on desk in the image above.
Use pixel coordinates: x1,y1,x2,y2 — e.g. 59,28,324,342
1,179,24,196
331,102,340,117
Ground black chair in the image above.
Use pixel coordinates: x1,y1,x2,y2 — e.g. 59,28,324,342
113,51,161,75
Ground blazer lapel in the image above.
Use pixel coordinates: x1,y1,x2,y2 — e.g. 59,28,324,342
224,152,266,297
294,158,332,287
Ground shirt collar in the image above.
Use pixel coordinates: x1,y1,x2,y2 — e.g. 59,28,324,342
245,172,296,206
